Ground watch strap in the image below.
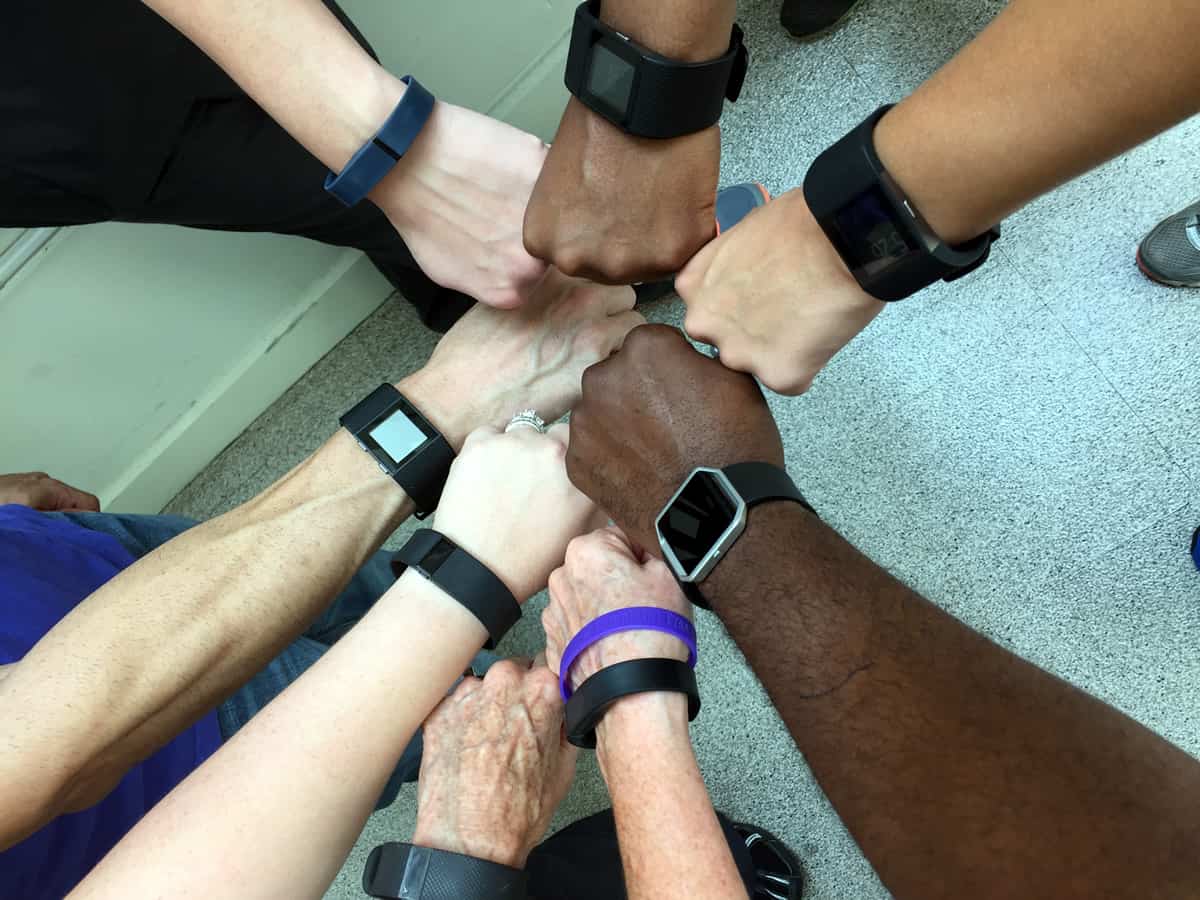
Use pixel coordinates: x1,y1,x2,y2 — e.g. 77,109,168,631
325,75,435,206
392,529,521,649
565,658,701,749
723,461,815,513
565,1,748,139
339,384,454,519
363,842,528,900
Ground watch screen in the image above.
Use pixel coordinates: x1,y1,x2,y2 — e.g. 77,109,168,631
832,186,918,278
369,413,428,464
587,43,635,118
661,472,739,575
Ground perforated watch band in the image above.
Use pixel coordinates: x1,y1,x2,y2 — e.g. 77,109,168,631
363,843,528,900
392,529,521,649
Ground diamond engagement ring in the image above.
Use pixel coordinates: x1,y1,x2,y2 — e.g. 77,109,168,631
505,409,547,434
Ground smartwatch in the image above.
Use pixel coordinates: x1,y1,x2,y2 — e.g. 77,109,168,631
656,462,813,597
363,843,527,900
392,529,522,649
564,1,749,139
803,104,1000,302
339,384,454,519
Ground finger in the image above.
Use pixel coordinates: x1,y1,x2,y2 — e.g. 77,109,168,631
602,284,637,316
44,479,101,512
682,304,720,348
604,310,648,354
673,232,721,302
545,421,570,447
531,651,548,669
461,424,502,452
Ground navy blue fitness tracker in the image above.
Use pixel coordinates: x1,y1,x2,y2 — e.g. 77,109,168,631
803,104,1000,302
324,75,435,206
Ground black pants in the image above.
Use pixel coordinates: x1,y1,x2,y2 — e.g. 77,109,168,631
526,809,757,899
0,0,473,331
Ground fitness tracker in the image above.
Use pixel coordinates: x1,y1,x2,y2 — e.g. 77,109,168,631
363,842,527,900
656,462,813,592
564,1,749,139
325,75,435,206
803,104,1000,302
392,529,521,649
339,384,454,519
565,658,701,749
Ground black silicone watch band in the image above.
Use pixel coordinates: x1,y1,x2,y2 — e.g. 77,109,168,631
363,842,528,900
392,529,521,650
564,1,748,139
339,384,455,519
565,658,701,749
803,104,999,302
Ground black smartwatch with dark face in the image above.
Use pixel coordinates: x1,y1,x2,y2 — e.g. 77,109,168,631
804,104,1000,302
339,384,455,519
564,0,749,139
656,462,814,606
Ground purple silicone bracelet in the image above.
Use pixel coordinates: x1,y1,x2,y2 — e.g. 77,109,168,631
558,607,698,703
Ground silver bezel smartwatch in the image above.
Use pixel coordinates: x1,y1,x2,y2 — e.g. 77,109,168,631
655,462,814,606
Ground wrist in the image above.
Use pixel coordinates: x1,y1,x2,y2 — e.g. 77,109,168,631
394,371,475,453
872,102,997,246
336,68,409,173
596,690,691,763
409,826,527,870
703,500,817,615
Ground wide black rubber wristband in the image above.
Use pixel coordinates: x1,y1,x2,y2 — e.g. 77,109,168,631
392,529,521,650
565,658,701,749
363,843,528,900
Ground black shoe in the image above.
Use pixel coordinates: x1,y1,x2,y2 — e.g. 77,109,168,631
780,0,864,39
733,822,804,899
1191,526,1200,571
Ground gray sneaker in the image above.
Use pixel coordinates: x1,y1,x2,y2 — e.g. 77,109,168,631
1137,199,1200,287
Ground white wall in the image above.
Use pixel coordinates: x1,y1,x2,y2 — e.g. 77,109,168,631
0,1,576,512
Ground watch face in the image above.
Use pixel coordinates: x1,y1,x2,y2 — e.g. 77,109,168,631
831,185,919,279
360,399,438,469
658,469,743,580
586,41,636,120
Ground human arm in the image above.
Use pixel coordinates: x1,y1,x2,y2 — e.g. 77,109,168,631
70,423,599,899
0,472,99,511
678,0,1200,393
523,1,734,283
0,272,640,850
542,528,746,900
565,324,1200,900
141,0,546,308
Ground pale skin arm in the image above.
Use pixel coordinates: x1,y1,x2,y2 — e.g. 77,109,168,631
69,572,486,900
141,0,547,307
598,694,746,900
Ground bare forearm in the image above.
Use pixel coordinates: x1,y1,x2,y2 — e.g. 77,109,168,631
598,694,746,900
875,0,1200,243
0,429,409,840
142,0,402,173
708,504,1200,899
70,573,485,900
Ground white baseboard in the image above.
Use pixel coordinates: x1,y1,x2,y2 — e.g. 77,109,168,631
105,252,390,512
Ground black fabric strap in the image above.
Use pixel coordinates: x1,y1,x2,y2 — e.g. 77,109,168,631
565,658,700,749
392,529,521,650
363,842,528,899
564,1,748,139
338,383,455,519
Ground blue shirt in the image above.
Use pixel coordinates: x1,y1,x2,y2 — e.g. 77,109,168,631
0,505,222,899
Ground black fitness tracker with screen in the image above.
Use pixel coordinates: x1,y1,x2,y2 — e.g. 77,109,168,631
656,462,813,605
392,529,522,649
363,843,527,900
803,104,1000,302
564,1,748,139
340,384,455,519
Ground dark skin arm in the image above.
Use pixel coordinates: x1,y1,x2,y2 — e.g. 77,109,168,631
567,324,1200,900
522,0,734,284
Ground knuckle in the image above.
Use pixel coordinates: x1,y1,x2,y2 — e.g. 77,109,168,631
483,659,522,689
